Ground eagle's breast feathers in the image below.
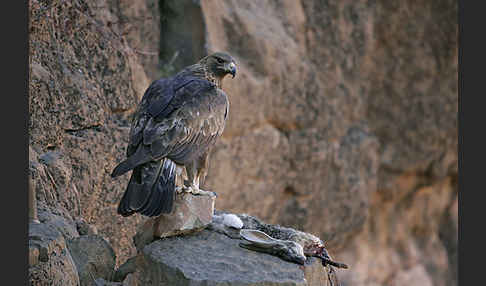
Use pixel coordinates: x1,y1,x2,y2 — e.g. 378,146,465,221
127,76,229,165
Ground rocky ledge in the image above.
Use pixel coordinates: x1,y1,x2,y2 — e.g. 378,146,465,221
29,188,344,286
114,193,344,286
131,228,332,286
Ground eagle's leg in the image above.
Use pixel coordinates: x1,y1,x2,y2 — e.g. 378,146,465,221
181,156,216,197
181,160,198,193
196,152,217,197
195,151,209,188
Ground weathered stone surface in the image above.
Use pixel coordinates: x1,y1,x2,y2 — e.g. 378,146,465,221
133,192,215,251
29,222,80,286
392,265,434,286
94,278,123,286
337,175,458,286
103,0,161,81
198,0,457,244
121,274,137,286
67,234,117,286
126,212,340,285
198,0,383,248
76,217,99,235
29,0,149,266
29,177,40,223
133,229,330,286
29,244,40,267
195,1,457,285
303,259,337,286
37,209,79,241
113,256,138,283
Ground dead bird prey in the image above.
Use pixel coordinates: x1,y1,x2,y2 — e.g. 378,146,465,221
111,52,236,217
232,213,348,286
239,229,348,286
239,229,348,269
239,229,307,265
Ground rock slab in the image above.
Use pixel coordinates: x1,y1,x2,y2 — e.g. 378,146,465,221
67,234,117,286
29,222,80,286
133,192,215,251
133,229,330,286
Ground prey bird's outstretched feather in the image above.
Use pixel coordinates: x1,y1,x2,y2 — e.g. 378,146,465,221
111,52,236,217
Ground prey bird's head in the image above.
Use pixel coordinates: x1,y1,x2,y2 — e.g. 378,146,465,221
199,52,237,80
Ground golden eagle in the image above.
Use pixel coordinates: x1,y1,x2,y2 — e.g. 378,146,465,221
111,52,236,217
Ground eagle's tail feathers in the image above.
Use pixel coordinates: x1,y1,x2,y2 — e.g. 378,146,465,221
158,158,176,214
117,173,140,217
139,160,165,217
117,158,176,217
139,179,163,217
117,166,145,216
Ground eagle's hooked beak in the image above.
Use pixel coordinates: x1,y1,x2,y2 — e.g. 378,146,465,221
228,62,236,78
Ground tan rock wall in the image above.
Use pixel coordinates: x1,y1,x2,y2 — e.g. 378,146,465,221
199,1,457,285
29,0,150,266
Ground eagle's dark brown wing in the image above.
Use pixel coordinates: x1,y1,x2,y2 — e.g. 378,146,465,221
111,76,228,177
125,75,198,157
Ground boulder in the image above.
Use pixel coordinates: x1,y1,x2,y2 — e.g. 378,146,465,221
133,229,330,286
67,234,117,286
37,209,79,241
76,218,99,236
125,211,343,286
133,192,215,251
29,222,80,286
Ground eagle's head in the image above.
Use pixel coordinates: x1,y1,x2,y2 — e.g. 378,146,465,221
200,52,237,80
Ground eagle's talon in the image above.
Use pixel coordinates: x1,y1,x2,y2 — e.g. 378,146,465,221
176,185,199,195
189,188,216,197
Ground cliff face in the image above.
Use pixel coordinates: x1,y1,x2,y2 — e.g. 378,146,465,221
197,1,458,285
29,0,152,267
28,0,457,285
